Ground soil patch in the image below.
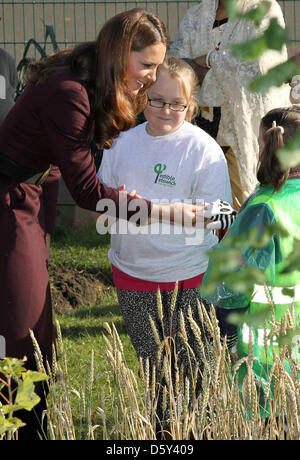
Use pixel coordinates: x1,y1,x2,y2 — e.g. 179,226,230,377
48,263,111,314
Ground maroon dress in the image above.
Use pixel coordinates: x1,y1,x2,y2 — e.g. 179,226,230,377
0,69,151,369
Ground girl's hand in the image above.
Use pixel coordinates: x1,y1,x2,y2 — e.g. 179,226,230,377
171,201,205,226
120,188,205,227
150,201,205,226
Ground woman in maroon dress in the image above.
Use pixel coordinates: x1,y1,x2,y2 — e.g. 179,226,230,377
0,9,176,439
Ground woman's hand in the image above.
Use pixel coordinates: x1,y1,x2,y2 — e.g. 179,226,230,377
120,187,205,227
171,201,205,226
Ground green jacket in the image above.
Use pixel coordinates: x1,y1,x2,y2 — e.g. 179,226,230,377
201,179,300,411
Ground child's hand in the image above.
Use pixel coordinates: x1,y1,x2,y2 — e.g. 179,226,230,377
171,201,205,226
150,201,205,226
117,184,143,199
204,199,237,230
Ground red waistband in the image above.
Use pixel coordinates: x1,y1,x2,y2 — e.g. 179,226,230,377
112,265,204,291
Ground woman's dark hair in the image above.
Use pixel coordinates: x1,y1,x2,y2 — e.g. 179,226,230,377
257,105,300,191
26,9,168,149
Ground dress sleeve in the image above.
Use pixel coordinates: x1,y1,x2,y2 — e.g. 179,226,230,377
168,6,197,58
40,85,151,220
201,2,288,106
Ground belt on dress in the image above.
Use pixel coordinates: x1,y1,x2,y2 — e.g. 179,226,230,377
0,151,50,185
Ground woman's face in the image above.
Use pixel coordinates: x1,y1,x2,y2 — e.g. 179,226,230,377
125,43,166,95
144,67,190,136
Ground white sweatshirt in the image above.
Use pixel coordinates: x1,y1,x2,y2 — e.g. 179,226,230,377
98,121,232,282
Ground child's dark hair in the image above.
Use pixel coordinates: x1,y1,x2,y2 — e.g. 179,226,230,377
257,105,300,191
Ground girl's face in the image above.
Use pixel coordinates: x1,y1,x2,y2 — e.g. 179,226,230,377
144,68,191,136
125,43,166,95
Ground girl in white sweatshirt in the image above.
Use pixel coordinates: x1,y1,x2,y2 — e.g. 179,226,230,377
98,55,232,436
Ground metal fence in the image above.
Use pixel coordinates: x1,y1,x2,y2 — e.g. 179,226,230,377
1,0,299,63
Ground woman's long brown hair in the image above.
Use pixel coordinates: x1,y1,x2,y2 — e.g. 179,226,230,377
26,9,168,149
257,105,300,191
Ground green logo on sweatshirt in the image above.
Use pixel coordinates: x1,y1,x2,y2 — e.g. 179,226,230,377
154,163,166,183
154,163,176,187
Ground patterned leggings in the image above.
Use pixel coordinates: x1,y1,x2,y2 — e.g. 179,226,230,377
116,287,213,422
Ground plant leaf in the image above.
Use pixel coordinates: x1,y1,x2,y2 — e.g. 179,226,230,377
277,129,300,169
242,3,268,27
0,357,27,378
277,326,300,346
228,306,271,327
15,377,41,412
225,0,241,20
250,60,297,94
265,18,289,51
231,36,267,61
0,416,26,435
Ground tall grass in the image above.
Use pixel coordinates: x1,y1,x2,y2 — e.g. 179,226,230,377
30,296,299,440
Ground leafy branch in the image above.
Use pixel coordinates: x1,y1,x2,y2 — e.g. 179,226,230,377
0,357,48,439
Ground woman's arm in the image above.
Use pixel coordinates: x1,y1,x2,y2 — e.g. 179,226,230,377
40,85,153,223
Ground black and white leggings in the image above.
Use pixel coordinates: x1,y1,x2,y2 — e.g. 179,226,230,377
116,287,213,422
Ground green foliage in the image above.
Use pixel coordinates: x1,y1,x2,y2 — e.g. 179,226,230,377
227,306,271,328
231,36,266,61
204,1,300,313
277,130,300,169
203,222,289,297
225,0,268,24
242,3,268,27
202,244,266,298
225,0,300,172
0,357,48,439
250,60,300,95
202,220,300,345
277,326,300,346
231,18,288,62
226,0,296,91
230,18,288,62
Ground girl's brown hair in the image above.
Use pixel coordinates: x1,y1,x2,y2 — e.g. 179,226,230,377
158,54,199,122
26,9,168,149
257,105,300,191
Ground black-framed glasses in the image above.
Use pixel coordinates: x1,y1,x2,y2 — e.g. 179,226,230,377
148,98,187,112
